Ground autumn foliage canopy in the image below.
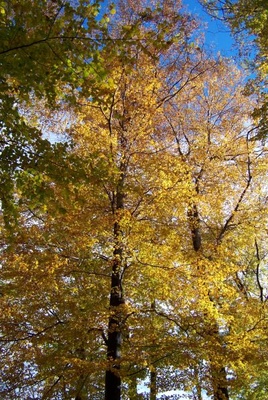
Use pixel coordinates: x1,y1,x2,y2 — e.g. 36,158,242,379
0,1,268,399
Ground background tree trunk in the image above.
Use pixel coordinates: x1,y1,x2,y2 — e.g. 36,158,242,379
189,204,229,400
150,367,157,400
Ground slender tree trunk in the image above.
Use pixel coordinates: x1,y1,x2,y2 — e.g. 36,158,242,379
189,204,229,400
195,385,202,400
149,301,157,400
150,367,157,400
193,366,202,400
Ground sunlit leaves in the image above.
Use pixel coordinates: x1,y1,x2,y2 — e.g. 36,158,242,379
201,0,268,138
1,1,268,399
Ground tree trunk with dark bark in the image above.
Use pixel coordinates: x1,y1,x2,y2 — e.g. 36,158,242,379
105,166,125,400
150,368,157,400
105,247,124,400
189,204,229,400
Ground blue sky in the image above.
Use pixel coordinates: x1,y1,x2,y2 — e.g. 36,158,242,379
183,0,237,57
99,0,237,58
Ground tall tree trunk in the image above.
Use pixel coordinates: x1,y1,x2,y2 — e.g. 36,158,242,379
105,169,125,400
150,367,157,400
105,245,124,400
193,366,202,400
149,301,157,400
189,204,229,400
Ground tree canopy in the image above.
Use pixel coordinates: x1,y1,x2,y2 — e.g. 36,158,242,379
200,0,268,137
1,1,268,399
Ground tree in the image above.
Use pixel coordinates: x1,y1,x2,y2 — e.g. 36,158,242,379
200,0,268,61
155,58,268,398
1,1,268,399
0,0,109,228
0,1,200,398
200,0,268,137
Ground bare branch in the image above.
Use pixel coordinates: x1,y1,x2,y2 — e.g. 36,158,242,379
255,239,264,302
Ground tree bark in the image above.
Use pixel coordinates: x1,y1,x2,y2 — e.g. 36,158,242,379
105,166,125,400
150,368,157,400
188,203,201,252
189,204,229,400
193,366,202,400
105,248,124,400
